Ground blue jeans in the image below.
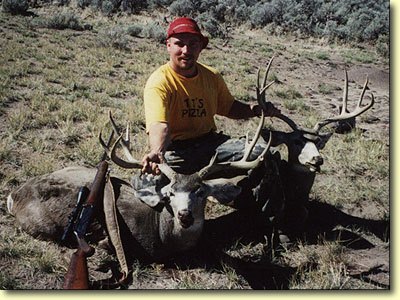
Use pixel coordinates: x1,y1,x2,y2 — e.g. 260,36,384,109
132,131,269,205
164,131,266,174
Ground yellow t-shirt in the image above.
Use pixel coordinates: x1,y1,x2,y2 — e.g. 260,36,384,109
143,63,234,141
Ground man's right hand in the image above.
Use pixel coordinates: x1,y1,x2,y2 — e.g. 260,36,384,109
142,122,170,174
141,151,164,175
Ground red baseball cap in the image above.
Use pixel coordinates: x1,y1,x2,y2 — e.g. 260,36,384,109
166,17,209,49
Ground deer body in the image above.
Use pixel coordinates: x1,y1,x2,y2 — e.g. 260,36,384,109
7,111,268,261
7,167,98,242
7,166,208,260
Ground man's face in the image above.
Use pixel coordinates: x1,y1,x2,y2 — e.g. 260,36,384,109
167,33,203,77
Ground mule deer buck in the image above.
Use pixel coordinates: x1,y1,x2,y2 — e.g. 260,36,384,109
7,110,270,265
248,57,375,243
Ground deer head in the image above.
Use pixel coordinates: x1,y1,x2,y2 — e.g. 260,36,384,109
256,57,374,172
99,111,271,229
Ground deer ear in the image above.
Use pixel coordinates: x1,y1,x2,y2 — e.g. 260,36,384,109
132,174,163,207
202,176,244,205
133,186,163,207
317,132,333,149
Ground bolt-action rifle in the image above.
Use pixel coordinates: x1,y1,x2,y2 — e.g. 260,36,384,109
62,160,109,289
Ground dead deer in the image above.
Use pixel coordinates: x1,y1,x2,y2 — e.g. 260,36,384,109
7,111,271,263
251,57,375,242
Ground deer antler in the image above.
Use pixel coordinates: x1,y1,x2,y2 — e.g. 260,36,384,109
101,111,270,181
256,60,374,135
313,70,375,132
256,57,306,133
108,111,135,162
99,111,143,169
99,133,142,169
100,112,179,180
256,57,276,113
198,111,271,180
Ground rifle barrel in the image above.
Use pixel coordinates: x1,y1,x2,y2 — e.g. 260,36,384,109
62,161,109,290
86,161,109,206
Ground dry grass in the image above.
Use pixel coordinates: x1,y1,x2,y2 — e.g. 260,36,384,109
0,4,389,290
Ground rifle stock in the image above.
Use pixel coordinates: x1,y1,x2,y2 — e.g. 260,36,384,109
62,161,109,290
62,236,95,289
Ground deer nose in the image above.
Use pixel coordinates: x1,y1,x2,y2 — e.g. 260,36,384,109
178,209,194,228
313,156,324,166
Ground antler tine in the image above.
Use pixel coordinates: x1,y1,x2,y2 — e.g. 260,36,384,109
313,71,375,132
358,75,369,107
99,127,114,161
157,163,178,181
262,56,274,89
341,69,349,115
108,110,121,136
198,111,270,180
256,57,275,111
125,121,131,150
242,109,265,161
99,129,112,157
100,133,142,169
101,112,179,179
256,57,307,133
108,111,136,162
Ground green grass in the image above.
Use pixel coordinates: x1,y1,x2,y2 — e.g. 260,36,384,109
0,5,389,290
340,48,377,64
311,130,389,214
283,240,352,289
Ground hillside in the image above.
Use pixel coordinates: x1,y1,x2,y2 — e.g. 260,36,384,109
0,3,389,289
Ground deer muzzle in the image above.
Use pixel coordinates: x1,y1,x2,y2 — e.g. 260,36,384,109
178,209,194,228
306,156,323,172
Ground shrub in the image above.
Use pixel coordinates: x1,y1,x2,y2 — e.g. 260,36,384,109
147,0,175,9
76,0,146,13
46,11,88,31
121,0,148,13
101,0,117,16
246,0,388,42
375,34,389,59
168,0,196,17
99,26,130,49
20,0,388,43
234,4,250,23
249,2,278,28
197,13,226,38
2,0,29,15
77,0,93,8
141,22,166,44
281,0,321,35
126,24,143,37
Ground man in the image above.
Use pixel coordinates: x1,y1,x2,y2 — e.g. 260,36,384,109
141,17,280,175
134,17,291,249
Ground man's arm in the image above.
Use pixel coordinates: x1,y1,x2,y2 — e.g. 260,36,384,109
226,100,280,119
141,122,171,174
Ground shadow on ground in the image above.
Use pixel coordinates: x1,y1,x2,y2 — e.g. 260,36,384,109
158,200,389,289
90,200,389,289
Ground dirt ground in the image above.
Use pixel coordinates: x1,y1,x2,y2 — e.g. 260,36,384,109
0,8,390,290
